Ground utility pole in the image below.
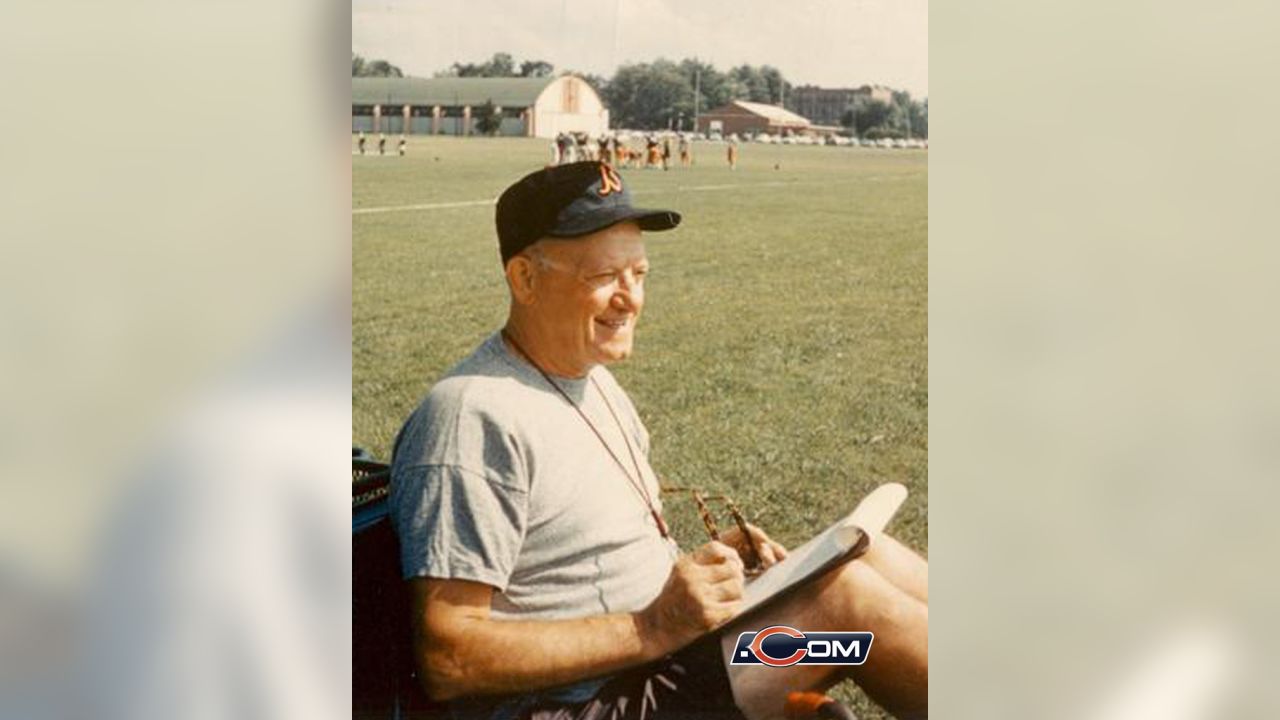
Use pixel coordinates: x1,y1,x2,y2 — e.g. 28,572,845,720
693,67,701,134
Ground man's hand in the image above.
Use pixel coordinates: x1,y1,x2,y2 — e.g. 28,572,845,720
719,522,789,570
637,541,745,656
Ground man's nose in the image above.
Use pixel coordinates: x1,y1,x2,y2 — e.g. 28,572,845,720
612,274,642,310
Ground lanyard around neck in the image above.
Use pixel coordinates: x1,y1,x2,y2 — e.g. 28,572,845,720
502,331,670,539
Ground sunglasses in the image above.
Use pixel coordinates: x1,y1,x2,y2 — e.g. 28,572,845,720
660,483,766,576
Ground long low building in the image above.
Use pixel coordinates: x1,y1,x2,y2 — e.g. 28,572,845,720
695,100,813,136
352,75,609,138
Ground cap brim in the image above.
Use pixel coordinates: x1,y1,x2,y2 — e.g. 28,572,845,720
547,206,681,238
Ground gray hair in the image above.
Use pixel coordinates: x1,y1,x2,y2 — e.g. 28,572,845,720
520,242,569,274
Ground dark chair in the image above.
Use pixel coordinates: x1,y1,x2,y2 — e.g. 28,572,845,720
353,454,445,719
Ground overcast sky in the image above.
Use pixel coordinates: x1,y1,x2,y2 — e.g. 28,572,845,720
353,0,927,97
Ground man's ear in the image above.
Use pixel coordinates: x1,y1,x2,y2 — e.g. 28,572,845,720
505,256,538,305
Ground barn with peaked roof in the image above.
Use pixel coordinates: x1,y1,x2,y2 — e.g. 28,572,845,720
351,75,609,138
695,100,813,136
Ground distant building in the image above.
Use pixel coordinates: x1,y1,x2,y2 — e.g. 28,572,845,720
788,85,896,127
351,75,608,137
695,100,812,136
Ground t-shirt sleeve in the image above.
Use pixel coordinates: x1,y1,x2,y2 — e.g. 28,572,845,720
390,463,528,589
389,384,530,589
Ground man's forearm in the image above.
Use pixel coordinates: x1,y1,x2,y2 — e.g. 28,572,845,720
414,544,745,701
421,610,677,700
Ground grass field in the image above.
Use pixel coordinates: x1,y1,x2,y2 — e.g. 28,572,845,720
353,135,926,717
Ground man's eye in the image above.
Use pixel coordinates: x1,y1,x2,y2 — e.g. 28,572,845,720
584,268,647,286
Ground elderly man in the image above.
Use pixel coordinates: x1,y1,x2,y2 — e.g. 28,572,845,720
389,161,928,720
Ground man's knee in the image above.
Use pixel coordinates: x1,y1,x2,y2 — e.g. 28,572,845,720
831,561,926,636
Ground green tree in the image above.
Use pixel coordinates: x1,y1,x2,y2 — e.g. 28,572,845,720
677,58,731,116
722,64,792,105
445,52,518,77
564,70,609,95
888,102,909,136
863,125,904,140
603,60,690,129
760,65,792,107
719,74,749,103
352,53,403,77
600,59,793,129
852,99,893,137
727,65,767,102
439,52,555,78
888,90,915,137
911,99,928,139
519,60,555,78
840,92,925,139
365,59,403,78
485,52,515,76
473,101,501,135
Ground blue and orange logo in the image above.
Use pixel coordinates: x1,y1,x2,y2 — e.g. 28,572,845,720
730,625,873,667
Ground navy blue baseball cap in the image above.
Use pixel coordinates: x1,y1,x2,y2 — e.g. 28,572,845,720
496,161,681,264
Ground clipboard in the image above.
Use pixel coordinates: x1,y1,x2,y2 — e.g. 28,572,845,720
727,482,908,621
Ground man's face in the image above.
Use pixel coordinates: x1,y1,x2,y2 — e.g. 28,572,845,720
527,221,648,373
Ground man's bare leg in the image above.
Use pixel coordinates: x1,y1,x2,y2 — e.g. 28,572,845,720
861,533,928,604
720,557,928,719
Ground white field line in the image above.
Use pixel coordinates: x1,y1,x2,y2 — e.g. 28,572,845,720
353,199,495,215
352,177,895,216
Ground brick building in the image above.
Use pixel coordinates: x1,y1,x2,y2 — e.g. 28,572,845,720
695,100,812,136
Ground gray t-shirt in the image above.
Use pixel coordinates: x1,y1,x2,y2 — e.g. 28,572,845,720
389,332,679,621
